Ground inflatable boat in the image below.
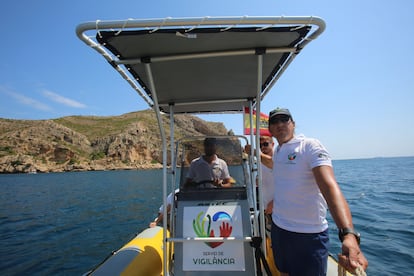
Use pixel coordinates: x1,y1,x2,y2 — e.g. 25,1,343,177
77,15,353,276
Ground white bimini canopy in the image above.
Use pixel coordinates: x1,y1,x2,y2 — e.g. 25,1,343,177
76,16,325,115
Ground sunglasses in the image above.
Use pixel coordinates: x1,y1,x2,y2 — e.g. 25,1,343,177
269,115,290,124
260,142,270,147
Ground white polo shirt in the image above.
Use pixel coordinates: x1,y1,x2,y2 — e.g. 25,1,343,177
271,134,332,233
187,154,230,183
261,161,275,207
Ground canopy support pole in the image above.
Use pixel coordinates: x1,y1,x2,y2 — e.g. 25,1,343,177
144,62,169,276
255,53,267,256
248,100,258,236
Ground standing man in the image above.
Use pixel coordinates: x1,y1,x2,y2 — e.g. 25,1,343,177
268,108,368,276
257,135,275,216
245,135,275,215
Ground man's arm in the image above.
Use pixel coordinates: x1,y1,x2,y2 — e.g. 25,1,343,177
244,144,273,168
218,161,234,187
219,177,235,187
260,152,273,169
312,165,368,273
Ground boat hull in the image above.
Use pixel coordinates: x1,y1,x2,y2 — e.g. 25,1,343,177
88,226,168,276
87,225,348,276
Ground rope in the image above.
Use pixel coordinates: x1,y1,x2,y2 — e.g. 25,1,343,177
220,15,247,32
114,18,133,36
96,20,102,39
149,17,171,33
338,263,367,276
250,236,273,276
185,16,209,33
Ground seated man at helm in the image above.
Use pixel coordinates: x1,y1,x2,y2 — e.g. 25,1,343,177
184,137,234,189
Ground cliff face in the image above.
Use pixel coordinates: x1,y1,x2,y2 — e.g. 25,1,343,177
0,110,232,173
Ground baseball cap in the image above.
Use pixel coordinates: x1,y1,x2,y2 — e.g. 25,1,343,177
269,108,292,121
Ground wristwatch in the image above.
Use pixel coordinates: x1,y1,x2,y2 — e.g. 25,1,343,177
338,228,361,245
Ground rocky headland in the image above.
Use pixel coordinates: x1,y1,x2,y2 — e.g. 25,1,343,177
0,110,233,173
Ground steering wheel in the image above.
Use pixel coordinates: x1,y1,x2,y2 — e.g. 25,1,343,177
188,179,220,189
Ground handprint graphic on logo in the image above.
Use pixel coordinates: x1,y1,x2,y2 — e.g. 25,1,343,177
192,211,233,248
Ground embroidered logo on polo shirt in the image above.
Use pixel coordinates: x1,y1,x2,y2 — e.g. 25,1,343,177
318,153,329,160
288,153,296,160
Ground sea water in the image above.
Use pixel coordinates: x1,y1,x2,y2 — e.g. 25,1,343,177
0,157,413,275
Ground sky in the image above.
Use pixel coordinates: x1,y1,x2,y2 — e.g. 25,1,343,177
1,0,413,160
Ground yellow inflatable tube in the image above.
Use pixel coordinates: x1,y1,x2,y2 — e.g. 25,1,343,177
90,226,169,276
